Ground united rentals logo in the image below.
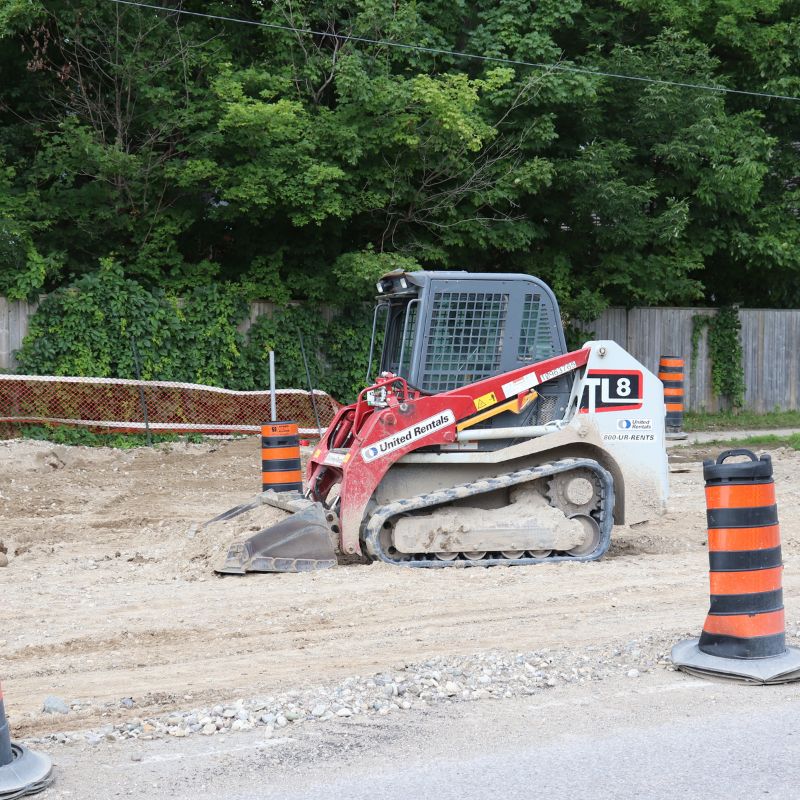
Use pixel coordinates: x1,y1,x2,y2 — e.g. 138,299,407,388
617,418,652,430
362,410,456,463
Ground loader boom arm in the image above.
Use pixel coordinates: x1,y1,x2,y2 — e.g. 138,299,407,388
307,348,591,556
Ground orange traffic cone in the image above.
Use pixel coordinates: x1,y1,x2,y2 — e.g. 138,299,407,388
0,680,53,797
672,450,800,683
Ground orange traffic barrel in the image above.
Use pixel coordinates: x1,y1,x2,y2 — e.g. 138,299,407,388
658,355,684,432
0,680,53,796
262,421,303,493
672,450,800,683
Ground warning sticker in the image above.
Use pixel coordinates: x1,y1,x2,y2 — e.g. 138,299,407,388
539,361,577,383
264,423,296,435
323,451,346,467
362,410,456,463
474,391,498,411
501,371,538,399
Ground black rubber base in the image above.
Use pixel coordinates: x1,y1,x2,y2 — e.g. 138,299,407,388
671,639,800,684
698,630,786,659
0,743,53,799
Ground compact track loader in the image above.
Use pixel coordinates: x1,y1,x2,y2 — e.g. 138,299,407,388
213,270,669,573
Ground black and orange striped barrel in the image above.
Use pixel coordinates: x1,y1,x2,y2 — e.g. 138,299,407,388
699,449,785,659
261,421,303,493
658,355,684,431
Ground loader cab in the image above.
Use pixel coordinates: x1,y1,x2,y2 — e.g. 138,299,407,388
369,270,571,427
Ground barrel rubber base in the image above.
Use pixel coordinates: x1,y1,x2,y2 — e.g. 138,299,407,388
665,431,688,441
671,638,800,684
0,743,53,799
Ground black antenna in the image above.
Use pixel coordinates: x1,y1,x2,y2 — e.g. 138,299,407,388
130,336,152,446
298,331,323,438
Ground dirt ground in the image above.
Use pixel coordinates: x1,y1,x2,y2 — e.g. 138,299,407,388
3,435,800,737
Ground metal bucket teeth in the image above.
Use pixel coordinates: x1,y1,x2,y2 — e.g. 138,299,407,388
215,503,337,574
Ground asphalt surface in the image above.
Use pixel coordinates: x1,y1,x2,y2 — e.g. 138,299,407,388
35,665,800,800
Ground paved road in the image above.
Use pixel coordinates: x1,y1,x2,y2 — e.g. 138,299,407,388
36,668,800,799
268,699,800,800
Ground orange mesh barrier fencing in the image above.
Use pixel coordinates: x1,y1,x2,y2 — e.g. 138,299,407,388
0,375,340,438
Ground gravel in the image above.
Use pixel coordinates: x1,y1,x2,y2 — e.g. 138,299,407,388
21,633,692,748
26,628,797,750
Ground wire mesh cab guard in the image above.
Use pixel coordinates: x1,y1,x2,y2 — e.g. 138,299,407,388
376,272,569,422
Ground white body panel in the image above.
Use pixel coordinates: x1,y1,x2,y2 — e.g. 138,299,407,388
389,340,669,526
573,340,669,521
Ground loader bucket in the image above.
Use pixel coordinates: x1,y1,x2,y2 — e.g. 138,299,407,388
214,502,337,575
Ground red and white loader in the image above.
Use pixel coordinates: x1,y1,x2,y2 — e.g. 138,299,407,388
214,270,668,573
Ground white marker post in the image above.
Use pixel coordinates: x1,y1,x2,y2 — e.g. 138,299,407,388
269,350,277,422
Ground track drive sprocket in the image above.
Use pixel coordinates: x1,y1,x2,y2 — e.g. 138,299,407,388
546,467,602,517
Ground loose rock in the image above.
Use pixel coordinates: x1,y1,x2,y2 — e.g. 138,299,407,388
42,696,70,715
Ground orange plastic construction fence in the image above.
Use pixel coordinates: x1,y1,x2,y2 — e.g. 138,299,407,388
0,374,339,438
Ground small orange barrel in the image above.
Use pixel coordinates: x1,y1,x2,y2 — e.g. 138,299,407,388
261,421,303,493
700,450,785,659
658,355,684,432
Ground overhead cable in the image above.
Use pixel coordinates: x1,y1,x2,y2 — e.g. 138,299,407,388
107,0,800,103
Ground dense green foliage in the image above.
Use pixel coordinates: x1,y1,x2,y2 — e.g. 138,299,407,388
2,0,799,393
14,260,380,397
19,423,205,447
706,305,746,407
691,305,746,408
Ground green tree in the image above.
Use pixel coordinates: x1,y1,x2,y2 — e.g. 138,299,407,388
2,0,799,327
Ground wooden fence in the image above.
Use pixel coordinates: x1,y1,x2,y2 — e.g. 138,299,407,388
0,296,40,376
2,297,798,412
580,307,800,413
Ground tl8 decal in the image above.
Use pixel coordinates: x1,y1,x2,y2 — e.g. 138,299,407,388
579,370,643,413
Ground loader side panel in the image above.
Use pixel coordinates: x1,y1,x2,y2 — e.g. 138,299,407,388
577,340,669,522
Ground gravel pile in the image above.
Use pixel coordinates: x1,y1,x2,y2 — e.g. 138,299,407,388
24,634,683,747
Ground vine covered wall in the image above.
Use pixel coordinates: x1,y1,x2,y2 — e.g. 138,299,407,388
691,307,745,409
11,264,379,403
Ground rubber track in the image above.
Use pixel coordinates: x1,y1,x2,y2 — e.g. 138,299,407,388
363,458,614,568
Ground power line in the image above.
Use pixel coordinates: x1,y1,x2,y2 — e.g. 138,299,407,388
108,0,800,104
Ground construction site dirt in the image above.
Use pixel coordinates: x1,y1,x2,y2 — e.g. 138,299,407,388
3,435,800,741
